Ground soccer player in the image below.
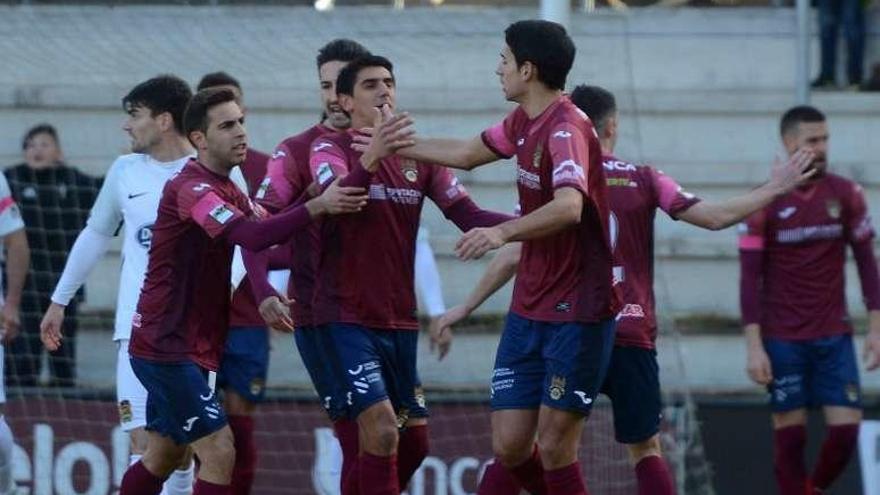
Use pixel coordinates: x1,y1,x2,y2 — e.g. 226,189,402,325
365,20,617,494
116,87,367,495
196,71,271,495
39,75,198,495
249,38,371,493
433,85,816,495
0,172,30,495
302,54,511,495
739,105,880,495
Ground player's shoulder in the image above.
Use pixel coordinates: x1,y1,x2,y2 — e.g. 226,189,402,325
310,129,351,153
824,172,861,191
280,124,335,153
245,147,270,165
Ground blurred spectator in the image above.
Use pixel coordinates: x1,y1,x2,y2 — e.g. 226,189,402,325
4,124,101,388
861,62,880,91
812,0,865,90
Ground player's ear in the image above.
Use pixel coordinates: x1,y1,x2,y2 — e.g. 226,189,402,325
338,93,354,114
188,130,207,152
156,112,174,133
606,113,619,141
781,130,799,156
520,61,535,82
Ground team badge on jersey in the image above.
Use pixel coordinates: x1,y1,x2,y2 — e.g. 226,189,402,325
549,375,566,401
826,200,841,219
532,145,543,169
400,159,419,183
118,400,133,424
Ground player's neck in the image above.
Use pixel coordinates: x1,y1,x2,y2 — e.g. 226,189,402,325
149,136,194,163
518,87,563,119
600,138,614,156
197,154,231,177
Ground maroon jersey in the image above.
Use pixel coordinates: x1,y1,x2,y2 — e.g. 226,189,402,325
230,148,271,327
254,124,334,326
604,155,701,348
309,130,470,330
482,96,618,323
739,173,875,340
129,159,255,370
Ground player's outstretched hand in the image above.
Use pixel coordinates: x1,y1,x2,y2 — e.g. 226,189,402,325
317,177,369,215
40,302,65,351
352,104,415,159
258,295,295,333
1,303,20,345
864,331,880,371
769,148,816,194
746,344,773,385
428,315,454,361
456,227,505,261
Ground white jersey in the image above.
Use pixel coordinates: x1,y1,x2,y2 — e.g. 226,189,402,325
88,154,190,341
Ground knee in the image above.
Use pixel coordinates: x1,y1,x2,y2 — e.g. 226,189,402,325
200,429,236,471
360,414,399,456
536,426,580,468
626,435,662,464
492,432,534,467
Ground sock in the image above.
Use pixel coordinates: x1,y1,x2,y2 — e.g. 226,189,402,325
543,462,587,495
0,416,15,494
228,415,256,495
397,425,429,489
811,424,860,490
508,448,547,495
359,453,399,495
773,425,808,495
193,479,230,495
161,460,195,495
120,460,166,495
342,457,359,495
634,455,675,495
334,419,360,495
477,459,522,495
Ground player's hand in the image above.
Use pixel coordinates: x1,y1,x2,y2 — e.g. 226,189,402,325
428,315,453,361
315,177,369,215
769,148,816,194
455,227,505,260
352,105,415,162
40,302,65,351
258,295,295,333
1,302,20,344
864,331,880,371
746,345,773,386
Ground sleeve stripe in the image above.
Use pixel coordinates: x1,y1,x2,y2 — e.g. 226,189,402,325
0,197,15,215
738,235,765,251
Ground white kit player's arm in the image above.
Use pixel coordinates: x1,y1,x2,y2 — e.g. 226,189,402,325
414,229,446,318
41,159,123,351
0,173,28,342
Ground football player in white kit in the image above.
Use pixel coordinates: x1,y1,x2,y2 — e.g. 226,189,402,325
0,170,30,495
39,75,198,495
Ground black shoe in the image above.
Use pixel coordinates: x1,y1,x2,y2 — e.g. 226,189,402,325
811,76,836,89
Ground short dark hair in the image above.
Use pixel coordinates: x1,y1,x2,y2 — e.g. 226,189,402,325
570,85,617,133
504,20,575,91
780,105,826,137
336,55,394,97
122,75,192,135
316,39,371,69
197,71,241,92
183,88,239,144
22,123,59,150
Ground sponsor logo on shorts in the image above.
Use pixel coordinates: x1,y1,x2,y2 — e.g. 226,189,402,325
548,375,566,401
182,416,199,432
491,368,515,397
574,390,593,406
117,400,133,424
349,361,381,395
555,302,571,313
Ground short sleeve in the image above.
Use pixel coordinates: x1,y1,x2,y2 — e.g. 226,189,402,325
177,182,246,239
309,138,350,187
845,183,875,243
0,174,24,237
646,167,701,219
85,158,125,237
547,122,590,195
480,109,520,159
738,210,767,251
256,143,301,212
427,166,469,211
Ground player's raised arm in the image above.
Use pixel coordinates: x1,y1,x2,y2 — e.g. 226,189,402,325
675,149,816,231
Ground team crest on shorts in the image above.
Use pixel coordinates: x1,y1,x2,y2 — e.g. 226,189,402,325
400,159,419,183
118,400,133,424
414,386,426,409
249,378,265,397
396,408,410,429
532,146,543,169
549,376,566,401
846,383,859,403
826,200,841,219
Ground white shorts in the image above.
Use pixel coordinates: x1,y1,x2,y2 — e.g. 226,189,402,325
116,339,147,432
